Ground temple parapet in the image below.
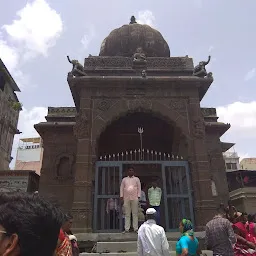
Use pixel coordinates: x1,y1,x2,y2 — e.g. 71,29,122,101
201,108,218,122
84,56,194,71
46,107,76,122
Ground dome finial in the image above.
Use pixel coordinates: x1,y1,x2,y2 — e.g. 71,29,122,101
130,16,137,24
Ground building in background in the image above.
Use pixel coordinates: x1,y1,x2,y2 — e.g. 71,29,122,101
223,151,240,172
15,137,43,175
0,170,39,193
224,151,256,214
0,59,21,170
240,158,256,170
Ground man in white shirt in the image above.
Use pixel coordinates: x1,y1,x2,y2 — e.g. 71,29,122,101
120,167,141,233
137,208,170,256
148,182,162,225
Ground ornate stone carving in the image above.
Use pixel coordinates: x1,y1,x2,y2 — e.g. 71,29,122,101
141,70,147,78
67,56,87,77
97,99,111,111
55,153,74,180
129,16,137,24
127,99,152,110
133,47,147,66
193,56,211,78
73,110,89,139
201,108,216,117
169,99,187,111
83,57,193,70
48,107,77,116
125,87,146,96
193,119,205,139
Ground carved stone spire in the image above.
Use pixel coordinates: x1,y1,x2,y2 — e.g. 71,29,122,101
130,16,137,24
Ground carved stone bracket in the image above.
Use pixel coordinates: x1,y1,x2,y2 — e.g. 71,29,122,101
97,99,111,112
192,118,205,139
73,109,89,139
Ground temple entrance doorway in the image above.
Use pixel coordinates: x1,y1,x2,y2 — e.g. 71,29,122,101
93,112,194,232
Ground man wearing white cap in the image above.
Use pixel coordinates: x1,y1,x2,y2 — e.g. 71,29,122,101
137,208,170,256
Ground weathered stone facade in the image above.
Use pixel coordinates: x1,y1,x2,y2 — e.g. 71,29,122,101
35,20,233,232
0,59,21,170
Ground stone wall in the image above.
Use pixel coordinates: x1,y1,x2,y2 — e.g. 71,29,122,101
39,128,76,211
70,77,218,231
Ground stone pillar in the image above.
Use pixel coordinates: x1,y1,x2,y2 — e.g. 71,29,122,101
208,139,229,205
72,107,93,232
188,98,216,230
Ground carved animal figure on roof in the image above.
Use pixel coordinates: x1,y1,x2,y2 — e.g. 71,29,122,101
130,16,137,24
67,56,86,77
133,47,147,64
193,55,211,78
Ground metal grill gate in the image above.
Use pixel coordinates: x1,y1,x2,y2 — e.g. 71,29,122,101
93,150,194,232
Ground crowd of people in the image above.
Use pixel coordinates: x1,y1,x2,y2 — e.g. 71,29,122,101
0,191,79,256
0,169,256,256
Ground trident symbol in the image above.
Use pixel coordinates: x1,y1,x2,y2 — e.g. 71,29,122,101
138,127,144,160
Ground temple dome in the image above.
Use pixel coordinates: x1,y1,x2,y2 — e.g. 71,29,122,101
99,19,170,57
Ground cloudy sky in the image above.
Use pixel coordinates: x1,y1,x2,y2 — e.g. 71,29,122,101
0,0,255,167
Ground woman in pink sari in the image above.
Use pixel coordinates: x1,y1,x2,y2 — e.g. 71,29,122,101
232,212,256,256
246,214,256,244
55,214,73,256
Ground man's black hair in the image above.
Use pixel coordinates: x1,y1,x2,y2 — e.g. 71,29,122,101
0,192,64,256
216,206,225,216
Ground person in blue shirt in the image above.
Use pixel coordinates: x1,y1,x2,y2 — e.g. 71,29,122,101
176,219,201,256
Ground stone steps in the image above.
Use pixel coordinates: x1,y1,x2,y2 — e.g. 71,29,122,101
76,232,210,255
96,241,177,253
80,251,213,256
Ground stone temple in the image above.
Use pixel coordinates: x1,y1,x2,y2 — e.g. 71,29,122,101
35,17,233,233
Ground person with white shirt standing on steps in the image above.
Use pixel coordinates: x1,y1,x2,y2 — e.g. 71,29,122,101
148,181,162,225
137,208,170,256
120,166,141,233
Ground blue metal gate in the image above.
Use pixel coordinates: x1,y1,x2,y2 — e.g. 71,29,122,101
93,150,194,232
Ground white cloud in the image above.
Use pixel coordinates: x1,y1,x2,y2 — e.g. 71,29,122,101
10,107,47,169
244,68,256,81
0,39,19,72
137,10,156,27
0,0,63,89
81,26,95,50
217,101,256,159
2,0,63,58
217,101,256,130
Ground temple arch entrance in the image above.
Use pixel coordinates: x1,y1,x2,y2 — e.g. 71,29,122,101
93,111,194,232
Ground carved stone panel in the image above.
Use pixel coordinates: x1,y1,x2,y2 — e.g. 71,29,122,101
169,98,188,116
97,99,112,112
73,109,89,139
55,153,75,181
127,99,152,110
192,118,205,139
